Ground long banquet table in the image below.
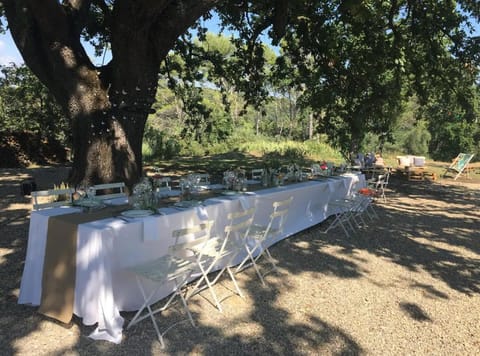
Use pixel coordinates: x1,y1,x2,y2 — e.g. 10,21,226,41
18,173,365,343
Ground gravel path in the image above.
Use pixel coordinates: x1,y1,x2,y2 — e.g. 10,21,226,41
1,167,479,355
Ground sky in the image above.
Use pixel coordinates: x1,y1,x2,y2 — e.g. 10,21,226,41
1,15,479,67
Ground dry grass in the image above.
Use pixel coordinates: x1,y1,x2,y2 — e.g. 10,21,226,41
1,165,480,355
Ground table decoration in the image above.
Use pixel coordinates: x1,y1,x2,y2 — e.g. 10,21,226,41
120,209,155,218
223,169,248,191
173,200,202,209
73,198,105,208
132,177,157,210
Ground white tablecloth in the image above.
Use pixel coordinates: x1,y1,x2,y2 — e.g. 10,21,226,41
18,173,364,343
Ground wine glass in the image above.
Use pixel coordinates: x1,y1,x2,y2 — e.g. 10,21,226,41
87,186,96,200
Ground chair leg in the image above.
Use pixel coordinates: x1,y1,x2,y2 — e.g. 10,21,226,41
187,265,223,313
209,263,245,299
259,247,278,272
225,266,245,298
236,244,267,286
128,275,194,349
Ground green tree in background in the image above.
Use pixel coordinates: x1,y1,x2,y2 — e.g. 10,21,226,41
1,0,479,184
0,64,69,142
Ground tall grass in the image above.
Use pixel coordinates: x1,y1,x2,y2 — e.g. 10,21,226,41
144,129,347,166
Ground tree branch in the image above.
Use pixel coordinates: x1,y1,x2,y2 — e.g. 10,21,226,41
151,0,220,59
3,0,98,108
63,0,93,36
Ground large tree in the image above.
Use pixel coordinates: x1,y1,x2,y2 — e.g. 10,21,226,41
0,0,479,187
0,0,293,187
1,0,225,187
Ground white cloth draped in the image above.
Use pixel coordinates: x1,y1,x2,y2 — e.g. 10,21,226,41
18,174,365,343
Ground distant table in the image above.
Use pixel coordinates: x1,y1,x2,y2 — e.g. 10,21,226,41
19,173,365,343
406,166,425,181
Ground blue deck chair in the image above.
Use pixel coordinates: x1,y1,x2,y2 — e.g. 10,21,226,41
443,153,474,180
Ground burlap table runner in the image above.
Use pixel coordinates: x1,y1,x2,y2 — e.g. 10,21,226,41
37,182,297,323
38,204,129,324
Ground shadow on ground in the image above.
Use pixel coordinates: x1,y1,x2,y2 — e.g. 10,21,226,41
1,168,479,355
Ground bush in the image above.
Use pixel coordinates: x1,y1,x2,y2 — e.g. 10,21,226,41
143,126,181,159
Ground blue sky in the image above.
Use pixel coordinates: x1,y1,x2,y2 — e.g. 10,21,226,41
1,15,479,66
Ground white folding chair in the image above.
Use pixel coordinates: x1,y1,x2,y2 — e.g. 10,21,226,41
322,189,378,238
153,177,172,196
185,209,255,312
126,221,213,348
368,170,390,203
154,177,171,188
377,170,390,202
31,188,75,210
92,182,126,200
321,198,357,237
236,196,293,286
187,173,210,185
311,164,322,177
251,169,265,181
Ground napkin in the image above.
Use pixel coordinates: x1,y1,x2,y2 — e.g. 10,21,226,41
143,215,160,241
196,205,209,220
238,196,251,210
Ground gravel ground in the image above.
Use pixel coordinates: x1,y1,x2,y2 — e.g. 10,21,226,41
1,166,479,355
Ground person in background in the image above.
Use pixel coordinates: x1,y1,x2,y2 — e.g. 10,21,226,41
374,153,385,167
365,152,375,167
352,152,364,168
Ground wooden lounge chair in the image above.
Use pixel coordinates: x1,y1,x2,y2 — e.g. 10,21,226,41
443,153,475,180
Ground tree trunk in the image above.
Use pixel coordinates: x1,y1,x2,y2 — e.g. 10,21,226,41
4,0,219,189
308,112,314,139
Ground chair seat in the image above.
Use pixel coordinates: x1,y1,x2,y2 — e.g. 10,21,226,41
236,196,293,286
127,221,214,348
129,255,194,283
249,224,281,240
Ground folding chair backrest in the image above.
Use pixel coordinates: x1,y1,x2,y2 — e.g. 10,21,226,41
263,196,293,239
311,164,321,176
169,221,214,260
92,182,126,200
225,207,256,244
155,177,171,187
251,169,265,180
188,173,210,185
197,173,210,185
384,170,391,184
32,188,75,210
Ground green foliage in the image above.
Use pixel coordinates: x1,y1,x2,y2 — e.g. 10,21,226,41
143,125,181,160
4,1,480,172
0,64,69,143
141,141,154,160
404,121,431,156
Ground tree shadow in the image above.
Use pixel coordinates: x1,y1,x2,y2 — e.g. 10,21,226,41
1,166,479,354
399,302,432,322
315,177,480,295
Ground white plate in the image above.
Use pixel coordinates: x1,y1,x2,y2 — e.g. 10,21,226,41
221,191,239,196
74,199,103,207
174,200,202,208
194,185,209,191
120,209,154,218
207,184,225,190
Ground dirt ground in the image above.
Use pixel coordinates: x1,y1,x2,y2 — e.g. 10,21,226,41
0,165,479,355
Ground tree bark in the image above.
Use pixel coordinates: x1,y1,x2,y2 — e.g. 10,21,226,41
3,0,218,188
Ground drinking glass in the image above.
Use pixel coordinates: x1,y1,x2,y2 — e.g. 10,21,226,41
87,186,96,200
